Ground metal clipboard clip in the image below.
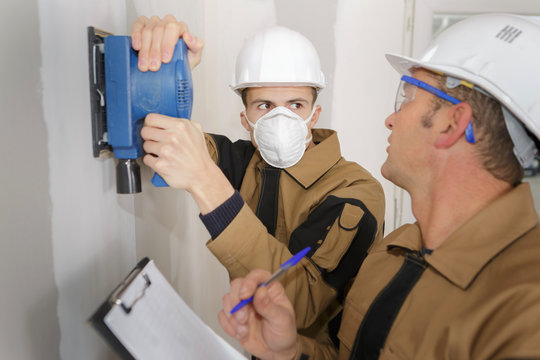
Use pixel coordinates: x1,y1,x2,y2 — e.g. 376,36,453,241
109,263,152,314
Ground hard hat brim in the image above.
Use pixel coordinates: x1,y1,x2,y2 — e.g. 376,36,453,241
230,81,326,96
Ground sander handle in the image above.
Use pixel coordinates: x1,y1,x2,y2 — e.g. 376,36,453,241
150,39,193,188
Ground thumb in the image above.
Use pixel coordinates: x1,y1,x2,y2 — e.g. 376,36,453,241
184,34,204,70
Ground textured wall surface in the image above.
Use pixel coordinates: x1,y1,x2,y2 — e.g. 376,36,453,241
37,0,136,358
0,0,60,358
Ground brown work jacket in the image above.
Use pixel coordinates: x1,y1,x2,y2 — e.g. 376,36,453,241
296,183,540,359
204,129,385,339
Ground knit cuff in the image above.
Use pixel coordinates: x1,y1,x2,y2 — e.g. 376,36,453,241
199,190,244,239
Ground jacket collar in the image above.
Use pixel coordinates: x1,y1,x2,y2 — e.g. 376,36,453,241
282,129,342,189
386,183,539,289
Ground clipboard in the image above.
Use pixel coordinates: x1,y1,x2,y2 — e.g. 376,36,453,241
88,257,246,359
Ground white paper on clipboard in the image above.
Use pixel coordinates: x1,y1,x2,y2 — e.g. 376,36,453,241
103,259,246,360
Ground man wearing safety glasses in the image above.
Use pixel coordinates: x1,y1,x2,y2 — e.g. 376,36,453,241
219,13,540,359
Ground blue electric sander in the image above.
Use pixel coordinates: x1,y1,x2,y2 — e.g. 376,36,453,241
87,26,193,194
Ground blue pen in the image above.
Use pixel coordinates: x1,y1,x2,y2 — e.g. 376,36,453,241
230,246,311,315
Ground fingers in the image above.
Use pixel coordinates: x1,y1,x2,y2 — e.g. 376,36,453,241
140,114,184,167
131,14,202,72
131,16,146,50
140,125,165,145
140,113,212,190
133,15,175,71
142,139,160,157
220,277,252,340
142,152,159,171
141,114,188,164
218,307,250,340
148,17,166,71
162,16,188,64
252,282,297,357
221,270,271,318
219,270,297,359
141,139,182,176
218,309,238,339
142,114,204,148
252,281,290,320
238,269,272,300
136,15,159,71
143,113,182,130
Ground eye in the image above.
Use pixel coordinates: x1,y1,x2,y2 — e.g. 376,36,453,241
289,103,302,110
399,86,407,98
404,84,417,98
257,103,271,110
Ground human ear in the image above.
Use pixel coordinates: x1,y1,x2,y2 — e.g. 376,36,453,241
434,102,473,149
308,105,322,130
240,111,251,131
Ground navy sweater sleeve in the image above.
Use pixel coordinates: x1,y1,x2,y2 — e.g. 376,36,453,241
199,190,244,239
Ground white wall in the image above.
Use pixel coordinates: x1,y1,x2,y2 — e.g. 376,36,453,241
1,0,405,359
0,1,61,358
332,0,405,231
37,1,137,359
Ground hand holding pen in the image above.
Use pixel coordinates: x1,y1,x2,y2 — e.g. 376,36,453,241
230,246,311,314
218,250,310,359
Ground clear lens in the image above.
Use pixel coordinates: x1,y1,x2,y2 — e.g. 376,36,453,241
394,80,417,113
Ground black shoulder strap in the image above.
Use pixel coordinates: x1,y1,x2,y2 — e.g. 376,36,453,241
349,251,428,360
208,134,255,189
255,166,281,236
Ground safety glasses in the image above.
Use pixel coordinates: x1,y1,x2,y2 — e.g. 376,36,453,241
394,75,476,143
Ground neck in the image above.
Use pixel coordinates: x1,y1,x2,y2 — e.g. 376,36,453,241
409,162,512,250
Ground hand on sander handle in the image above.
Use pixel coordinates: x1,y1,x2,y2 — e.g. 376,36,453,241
131,14,204,72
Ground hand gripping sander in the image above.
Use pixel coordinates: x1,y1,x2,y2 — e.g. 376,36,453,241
87,26,193,194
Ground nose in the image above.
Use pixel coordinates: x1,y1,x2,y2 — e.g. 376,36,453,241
384,112,395,130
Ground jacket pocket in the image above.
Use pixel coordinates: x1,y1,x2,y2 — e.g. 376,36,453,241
312,203,365,271
289,195,378,293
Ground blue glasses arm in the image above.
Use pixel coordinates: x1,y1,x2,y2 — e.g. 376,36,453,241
401,75,461,105
401,75,477,143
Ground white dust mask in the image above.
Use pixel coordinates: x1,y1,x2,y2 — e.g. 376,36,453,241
246,106,316,168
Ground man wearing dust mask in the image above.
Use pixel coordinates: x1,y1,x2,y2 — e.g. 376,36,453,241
134,15,385,344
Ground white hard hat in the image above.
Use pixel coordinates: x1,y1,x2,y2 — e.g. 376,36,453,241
230,26,326,94
386,13,540,166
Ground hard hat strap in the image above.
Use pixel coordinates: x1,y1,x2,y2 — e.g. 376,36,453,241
502,107,537,167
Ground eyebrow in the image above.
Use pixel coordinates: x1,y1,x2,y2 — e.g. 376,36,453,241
286,98,310,104
249,97,310,106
